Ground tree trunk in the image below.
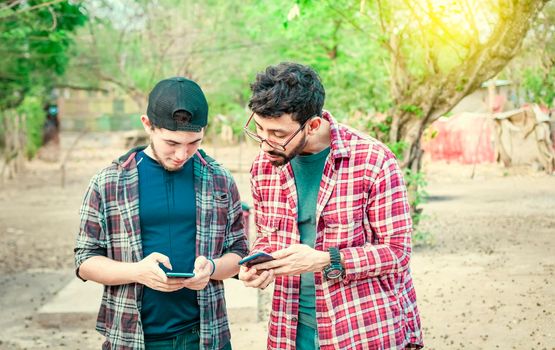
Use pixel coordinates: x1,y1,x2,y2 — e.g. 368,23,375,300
1,110,27,182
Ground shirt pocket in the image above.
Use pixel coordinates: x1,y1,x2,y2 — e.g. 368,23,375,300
320,209,366,248
211,191,230,227
213,191,230,208
255,214,287,249
255,214,280,238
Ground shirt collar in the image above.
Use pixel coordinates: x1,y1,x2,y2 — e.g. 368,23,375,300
322,110,350,160
116,147,211,171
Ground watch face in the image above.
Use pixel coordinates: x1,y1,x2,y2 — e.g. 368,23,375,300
326,268,342,279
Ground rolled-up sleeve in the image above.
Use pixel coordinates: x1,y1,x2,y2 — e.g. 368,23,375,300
74,175,107,279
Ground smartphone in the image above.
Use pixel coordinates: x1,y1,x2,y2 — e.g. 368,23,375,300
166,272,195,278
238,252,275,268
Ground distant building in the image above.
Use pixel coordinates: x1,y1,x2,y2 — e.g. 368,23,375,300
449,79,515,115
56,86,143,131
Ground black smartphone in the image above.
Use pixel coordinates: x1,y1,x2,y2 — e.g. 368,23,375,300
166,272,195,278
238,252,275,268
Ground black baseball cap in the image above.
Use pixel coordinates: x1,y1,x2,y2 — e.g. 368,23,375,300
146,77,208,132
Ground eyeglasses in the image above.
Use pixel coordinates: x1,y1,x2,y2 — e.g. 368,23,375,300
243,112,309,151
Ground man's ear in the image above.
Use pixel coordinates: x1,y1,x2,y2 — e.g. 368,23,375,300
307,117,322,135
140,115,153,133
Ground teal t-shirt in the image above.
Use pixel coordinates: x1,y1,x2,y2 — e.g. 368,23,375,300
290,146,330,330
136,151,200,340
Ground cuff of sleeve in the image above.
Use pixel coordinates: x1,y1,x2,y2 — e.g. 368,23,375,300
227,249,249,259
74,248,106,282
75,267,87,282
340,247,370,283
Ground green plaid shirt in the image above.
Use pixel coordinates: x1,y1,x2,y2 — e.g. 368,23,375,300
75,147,249,350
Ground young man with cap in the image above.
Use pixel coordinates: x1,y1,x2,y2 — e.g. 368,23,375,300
238,62,423,349
74,77,248,350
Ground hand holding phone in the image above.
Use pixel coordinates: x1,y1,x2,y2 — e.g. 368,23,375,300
238,252,275,268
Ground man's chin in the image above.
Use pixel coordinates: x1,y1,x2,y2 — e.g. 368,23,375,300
161,163,183,172
269,157,293,167
266,154,285,167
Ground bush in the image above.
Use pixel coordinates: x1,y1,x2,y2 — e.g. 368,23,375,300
17,95,45,159
0,95,45,159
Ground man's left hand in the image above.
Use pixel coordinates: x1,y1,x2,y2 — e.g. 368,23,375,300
181,256,212,290
252,244,329,276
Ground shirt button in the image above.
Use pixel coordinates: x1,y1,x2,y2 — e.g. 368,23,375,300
292,316,298,322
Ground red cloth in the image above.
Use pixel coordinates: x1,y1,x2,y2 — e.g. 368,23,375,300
422,113,495,164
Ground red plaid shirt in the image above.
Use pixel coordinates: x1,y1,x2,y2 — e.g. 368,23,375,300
250,111,423,349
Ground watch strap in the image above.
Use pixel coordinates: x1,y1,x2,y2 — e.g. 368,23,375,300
328,247,341,264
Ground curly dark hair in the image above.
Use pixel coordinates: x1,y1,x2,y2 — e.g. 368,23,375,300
248,62,325,124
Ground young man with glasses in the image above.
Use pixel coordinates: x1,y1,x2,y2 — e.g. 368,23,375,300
74,77,248,349
239,62,423,350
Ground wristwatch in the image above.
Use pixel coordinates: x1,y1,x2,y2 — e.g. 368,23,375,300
323,247,344,279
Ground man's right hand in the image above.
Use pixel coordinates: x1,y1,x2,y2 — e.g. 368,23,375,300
134,252,187,292
238,265,275,290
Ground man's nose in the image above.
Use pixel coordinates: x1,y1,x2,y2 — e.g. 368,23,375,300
260,140,274,153
175,147,188,160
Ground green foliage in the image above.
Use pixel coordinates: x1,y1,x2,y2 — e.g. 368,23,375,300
387,141,408,160
0,1,87,109
0,1,87,157
522,68,555,107
412,225,432,247
382,0,501,79
404,169,428,219
255,0,391,117
403,168,431,245
400,105,424,119
68,0,281,139
16,95,45,158
501,2,554,108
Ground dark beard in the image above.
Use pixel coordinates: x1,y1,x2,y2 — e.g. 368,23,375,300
267,133,308,166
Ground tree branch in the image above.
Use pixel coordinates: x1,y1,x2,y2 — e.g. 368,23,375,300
3,0,65,17
53,83,109,93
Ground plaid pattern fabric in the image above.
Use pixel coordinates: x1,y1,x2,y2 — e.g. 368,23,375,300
250,111,423,350
75,147,248,350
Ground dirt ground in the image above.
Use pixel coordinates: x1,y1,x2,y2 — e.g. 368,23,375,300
0,132,554,349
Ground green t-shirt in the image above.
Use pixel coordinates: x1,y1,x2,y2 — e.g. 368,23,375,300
290,146,330,330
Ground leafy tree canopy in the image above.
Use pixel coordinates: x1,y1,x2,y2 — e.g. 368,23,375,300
0,0,87,109
504,1,555,106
